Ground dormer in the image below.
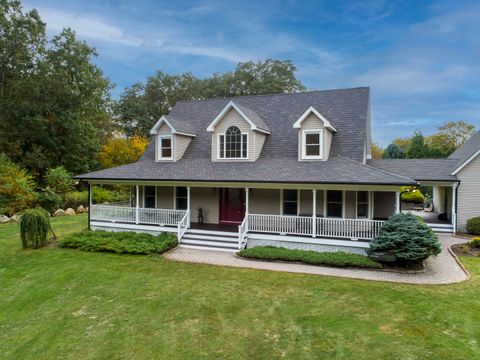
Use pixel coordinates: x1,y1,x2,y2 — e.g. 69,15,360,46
293,106,336,161
150,116,196,162
207,101,271,162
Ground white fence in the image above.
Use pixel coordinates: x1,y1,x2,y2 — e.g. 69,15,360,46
247,214,384,240
91,205,186,227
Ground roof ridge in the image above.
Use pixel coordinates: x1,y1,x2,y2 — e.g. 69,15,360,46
175,87,369,104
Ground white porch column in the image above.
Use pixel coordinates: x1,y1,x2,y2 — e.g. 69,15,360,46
135,185,139,224
88,183,92,230
187,186,191,227
452,183,457,234
245,188,250,215
312,189,317,238
395,191,401,214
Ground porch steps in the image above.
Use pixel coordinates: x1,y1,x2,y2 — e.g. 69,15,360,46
180,229,239,252
426,223,454,233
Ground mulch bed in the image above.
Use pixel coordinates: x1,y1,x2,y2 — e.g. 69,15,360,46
451,243,480,257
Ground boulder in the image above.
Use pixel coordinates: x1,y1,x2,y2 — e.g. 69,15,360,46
76,205,85,214
0,215,10,224
65,208,76,216
10,214,22,222
85,206,89,213
53,209,66,217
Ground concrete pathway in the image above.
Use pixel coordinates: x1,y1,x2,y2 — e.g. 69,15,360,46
164,234,469,284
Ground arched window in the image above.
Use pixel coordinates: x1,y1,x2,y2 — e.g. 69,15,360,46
219,126,248,159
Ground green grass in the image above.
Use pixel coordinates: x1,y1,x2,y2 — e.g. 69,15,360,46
1,215,480,359
238,246,382,269
59,230,177,254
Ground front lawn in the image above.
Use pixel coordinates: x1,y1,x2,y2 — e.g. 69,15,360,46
1,215,479,359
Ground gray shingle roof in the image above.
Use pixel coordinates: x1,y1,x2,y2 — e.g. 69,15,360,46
164,115,196,135
77,87,416,185
448,130,480,170
234,103,271,133
367,159,459,182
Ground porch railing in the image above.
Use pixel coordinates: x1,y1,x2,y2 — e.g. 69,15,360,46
177,211,190,242
90,205,187,227
247,214,385,241
238,216,248,250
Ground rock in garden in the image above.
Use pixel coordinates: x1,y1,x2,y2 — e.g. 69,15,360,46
76,205,85,214
65,208,76,216
0,215,10,224
53,209,66,217
85,206,89,213
10,214,22,222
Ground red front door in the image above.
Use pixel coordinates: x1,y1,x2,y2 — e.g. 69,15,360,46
219,188,245,225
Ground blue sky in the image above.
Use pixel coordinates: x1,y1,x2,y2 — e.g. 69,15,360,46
24,0,480,146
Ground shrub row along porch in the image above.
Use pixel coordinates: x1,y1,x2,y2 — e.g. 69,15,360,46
88,183,399,249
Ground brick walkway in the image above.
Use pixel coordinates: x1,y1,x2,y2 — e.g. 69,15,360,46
164,234,469,284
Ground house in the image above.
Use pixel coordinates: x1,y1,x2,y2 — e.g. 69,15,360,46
75,87,480,253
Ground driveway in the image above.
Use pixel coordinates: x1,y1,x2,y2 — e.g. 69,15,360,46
164,234,469,284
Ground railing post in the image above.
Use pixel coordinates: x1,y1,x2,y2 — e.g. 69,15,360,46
187,186,191,228
312,189,316,238
88,183,92,230
452,183,457,234
135,185,139,224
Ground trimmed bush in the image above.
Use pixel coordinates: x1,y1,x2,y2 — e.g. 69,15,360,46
470,238,480,248
59,230,177,255
238,246,382,269
401,191,425,204
20,208,52,249
368,213,441,265
466,217,480,235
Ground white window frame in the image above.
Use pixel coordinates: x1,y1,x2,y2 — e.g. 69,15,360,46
173,186,188,210
302,129,323,160
143,185,157,209
158,135,173,160
280,189,300,216
217,128,249,160
356,190,370,219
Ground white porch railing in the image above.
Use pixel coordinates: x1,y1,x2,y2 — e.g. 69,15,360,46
246,214,385,241
177,211,190,242
238,216,248,250
90,205,187,227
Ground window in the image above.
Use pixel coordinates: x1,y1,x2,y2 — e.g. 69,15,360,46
218,126,248,159
282,190,298,215
357,191,369,218
158,136,173,160
326,190,343,218
144,186,156,208
302,130,323,159
175,187,188,210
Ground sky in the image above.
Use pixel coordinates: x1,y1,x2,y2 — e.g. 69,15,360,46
23,0,480,146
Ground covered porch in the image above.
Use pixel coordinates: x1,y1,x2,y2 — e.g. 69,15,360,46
87,181,403,250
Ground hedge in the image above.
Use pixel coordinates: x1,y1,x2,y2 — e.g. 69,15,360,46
401,191,425,204
238,246,382,269
466,217,480,235
59,230,177,255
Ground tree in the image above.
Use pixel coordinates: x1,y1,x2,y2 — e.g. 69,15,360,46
371,143,384,159
426,121,476,157
368,213,441,265
392,138,410,152
98,135,149,169
0,153,36,216
115,59,305,137
406,131,429,158
382,143,406,159
44,166,74,194
0,1,112,177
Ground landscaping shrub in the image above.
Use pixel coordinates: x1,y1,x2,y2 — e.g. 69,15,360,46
470,238,480,248
0,154,37,216
62,191,88,209
20,208,52,249
45,166,74,195
238,246,382,269
401,190,425,204
37,187,62,213
62,188,127,209
466,217,480,235
368,213,441,265
59,230,177,255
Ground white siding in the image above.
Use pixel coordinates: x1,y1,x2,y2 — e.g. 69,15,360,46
298,113,333,161
457,154,480,231
155,123,192,162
